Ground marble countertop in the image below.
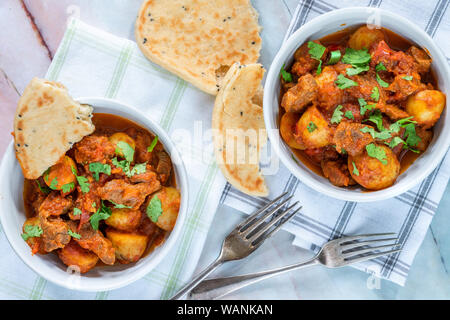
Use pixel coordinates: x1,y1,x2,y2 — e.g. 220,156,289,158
0,0,448,299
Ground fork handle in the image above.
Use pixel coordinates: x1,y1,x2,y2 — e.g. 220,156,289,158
170,258,223,300
189,258,319,300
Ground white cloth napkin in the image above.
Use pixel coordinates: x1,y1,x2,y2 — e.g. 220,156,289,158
0,18,226,299
222,0,450,286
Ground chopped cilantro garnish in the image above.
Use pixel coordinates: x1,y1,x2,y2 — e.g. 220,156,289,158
147,136,159,152
130,163,147,176
340,148,347,154
358,98,376,116
146,195,163,223
280,64,293,82
346,65,369,76
364,110,385,131
352,161,360,176
49,178,58,190
61,182,75,193
366,143,387,165
331,105,344,124
402,75,413,81
403,123,421,147
90,201,112,230
342,48,371,66
385,136,406,149
371,86,380,101
328,50,341,65
360,126,391,140
344,110,354,120
115,141,135,162
376,73,389,88
89,162,111,181
76,175,90,193
107,199,132,209
21,225,43,241
375,62,387,72
112,157,147,178
307,122,317,133
68,229,81,240
335,74,358,89
307,41,326,74
73,208,82,216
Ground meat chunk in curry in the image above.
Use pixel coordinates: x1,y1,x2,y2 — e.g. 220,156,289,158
279,25,445,190
21,114,181,273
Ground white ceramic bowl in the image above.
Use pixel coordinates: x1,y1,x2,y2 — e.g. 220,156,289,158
264,7,450,202
0,97,189,291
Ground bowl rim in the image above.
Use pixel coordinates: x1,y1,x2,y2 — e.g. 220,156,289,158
263,7,450,202
0,97,189,292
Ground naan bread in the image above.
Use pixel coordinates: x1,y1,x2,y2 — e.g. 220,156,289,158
212,63,268,196
135,0,261,95
14,78,94,179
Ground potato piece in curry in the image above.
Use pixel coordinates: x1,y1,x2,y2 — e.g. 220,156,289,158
279,25,445,190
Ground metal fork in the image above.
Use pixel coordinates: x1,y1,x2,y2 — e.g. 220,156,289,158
169,192,302,300
189,233,401,300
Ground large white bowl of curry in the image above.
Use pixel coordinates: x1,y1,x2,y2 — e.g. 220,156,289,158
0,97,188,292
264,7,450,202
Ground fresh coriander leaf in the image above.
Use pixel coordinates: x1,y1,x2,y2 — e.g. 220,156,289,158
307,41,326,75
90,201,112,230
61,182,75,193
112,157,131,176
375,62,387,72
147,136,159,152
346,65,369,76
366,143,387,165
89,162,111,181
402,75,413,81
376,73,389,88
386,136,406,148
115,141,135,162
76,175,90,193
371,86,380,101
389,116,416,133
364,110,385,131
403,123,421,147
307,41,326,60
68,229,81,240
49,178,58,190
307,122,317,133
352,161,360,176
147,195,163,223
36,180,50,194
360,126,391,140
335,74,358,89
358,98,376,116
130,163,147,176
344,110,354,120
21,225,43,241
340,148,347,154
328,50,341,64
107,199,132,209
73,208,82,216
342,48,371,66
316,60,323,75
70,165,77,176
280,64,292,82
331,105,344,124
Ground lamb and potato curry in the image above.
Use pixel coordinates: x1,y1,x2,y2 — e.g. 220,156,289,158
21,114,180,273
280,25,445,190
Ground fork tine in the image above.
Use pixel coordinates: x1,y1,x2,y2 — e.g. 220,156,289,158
337,233,397,244
248,202,300,241
343,248,402,265
236,192,288,230
341,238,398,251
251,205,302,246
241,195,293,235
342,243,401,259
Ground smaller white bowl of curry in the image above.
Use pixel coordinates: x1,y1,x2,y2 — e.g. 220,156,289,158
264,8,450,202
0,97,188,291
